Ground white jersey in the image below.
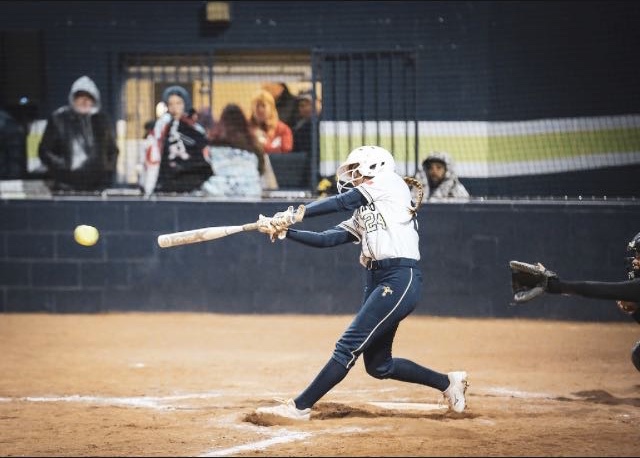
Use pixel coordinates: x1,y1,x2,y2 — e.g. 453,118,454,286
338,171,420,262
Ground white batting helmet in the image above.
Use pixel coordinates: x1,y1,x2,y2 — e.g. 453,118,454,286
336,146,396,193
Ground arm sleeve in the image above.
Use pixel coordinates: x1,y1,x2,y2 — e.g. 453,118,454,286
303,188,368,217
547,278,640,303
285,225,356,248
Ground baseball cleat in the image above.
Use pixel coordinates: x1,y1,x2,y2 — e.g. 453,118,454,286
442,371,468,413
255,398,311,421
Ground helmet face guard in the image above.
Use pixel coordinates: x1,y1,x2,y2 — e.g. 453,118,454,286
336,146,395,194
336,165,360,193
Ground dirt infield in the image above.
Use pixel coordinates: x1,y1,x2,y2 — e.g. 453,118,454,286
1,312,639,457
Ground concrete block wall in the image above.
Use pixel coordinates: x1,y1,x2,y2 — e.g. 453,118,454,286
1,198,639,322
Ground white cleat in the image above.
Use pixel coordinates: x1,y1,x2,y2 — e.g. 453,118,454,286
255,398,311,421
442,371,469,413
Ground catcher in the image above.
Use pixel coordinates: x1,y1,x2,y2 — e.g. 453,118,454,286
510,231,640,372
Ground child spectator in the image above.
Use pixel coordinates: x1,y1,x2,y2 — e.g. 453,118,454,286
142,85,210,196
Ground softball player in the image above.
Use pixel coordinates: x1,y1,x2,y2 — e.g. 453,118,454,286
256,145,468,421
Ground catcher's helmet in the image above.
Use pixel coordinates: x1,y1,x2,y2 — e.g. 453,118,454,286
625,231,640,280
631,340,640,372
336,146,396,194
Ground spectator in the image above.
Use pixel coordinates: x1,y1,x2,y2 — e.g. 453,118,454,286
292,90,321,155
262,82,298,129
0,108,26,179
248,89,293,154
418,151,470,201
142,85,210,196
38,75,119,192
202,103,278,197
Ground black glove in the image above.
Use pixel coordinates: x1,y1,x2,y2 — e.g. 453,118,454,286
509,260,558,304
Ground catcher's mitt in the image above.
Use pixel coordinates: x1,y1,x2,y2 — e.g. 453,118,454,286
509,260,557,304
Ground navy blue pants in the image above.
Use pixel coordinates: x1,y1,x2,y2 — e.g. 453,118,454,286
334,262,422,370
295,260,450,410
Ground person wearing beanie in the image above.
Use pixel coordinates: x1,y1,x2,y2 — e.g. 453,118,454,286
142,85,211,196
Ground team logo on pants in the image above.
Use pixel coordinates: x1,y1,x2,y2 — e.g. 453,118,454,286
382,286,393,297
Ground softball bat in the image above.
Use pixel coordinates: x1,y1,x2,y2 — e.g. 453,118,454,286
157,222,259,248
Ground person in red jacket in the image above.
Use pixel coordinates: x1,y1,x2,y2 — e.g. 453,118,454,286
248,89,293,154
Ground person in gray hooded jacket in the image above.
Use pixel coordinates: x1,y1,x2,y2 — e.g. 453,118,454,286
418,151,470,202
38,75,119,192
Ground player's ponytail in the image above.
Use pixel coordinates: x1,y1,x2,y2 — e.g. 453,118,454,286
403,176,424,216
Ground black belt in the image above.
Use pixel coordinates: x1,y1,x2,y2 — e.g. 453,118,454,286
365,257,418,270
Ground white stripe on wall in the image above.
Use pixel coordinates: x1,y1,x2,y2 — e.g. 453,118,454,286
319,114,640,137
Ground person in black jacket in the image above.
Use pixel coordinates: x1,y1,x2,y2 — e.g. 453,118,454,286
292,90,320,155
38,75,119,192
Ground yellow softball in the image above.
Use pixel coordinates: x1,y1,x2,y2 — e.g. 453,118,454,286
74,225,100,247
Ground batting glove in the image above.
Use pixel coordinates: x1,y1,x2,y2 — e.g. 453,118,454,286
271,204,305,231
257,214,287,243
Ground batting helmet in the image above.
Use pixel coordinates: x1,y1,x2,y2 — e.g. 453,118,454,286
336,146,396,193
